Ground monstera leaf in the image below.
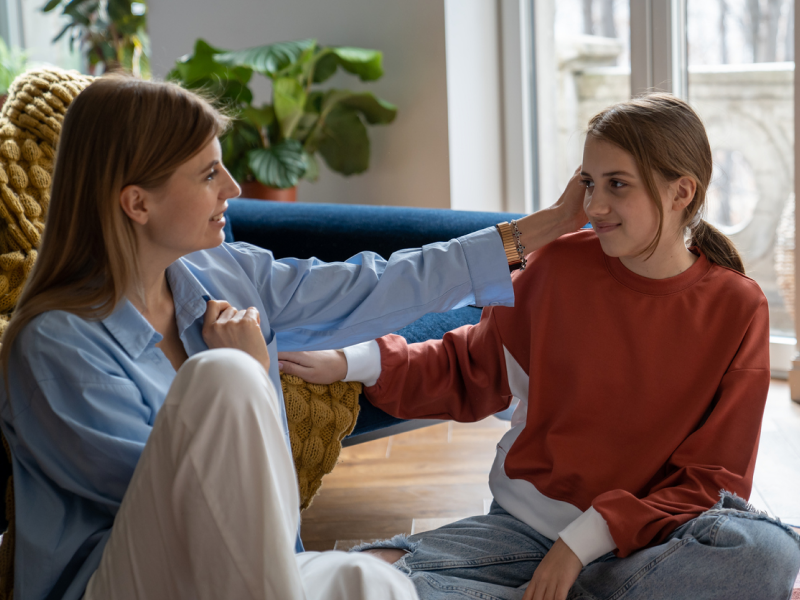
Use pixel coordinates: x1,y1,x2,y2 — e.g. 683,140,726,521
317,105,370,175
169,39,252,87
273,78,307,139
215,40,317,78
168,39,253,105
247,140,307,188
312,47,384,83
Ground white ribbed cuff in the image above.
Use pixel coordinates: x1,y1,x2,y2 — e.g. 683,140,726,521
558,506,617,566
341,340,382,387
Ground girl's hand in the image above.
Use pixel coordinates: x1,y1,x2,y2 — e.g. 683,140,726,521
523,538,582,600
277,350,348,384
202,300,271,373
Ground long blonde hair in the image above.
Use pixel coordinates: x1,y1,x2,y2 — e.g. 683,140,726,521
0,74,229,371
587,93,745,273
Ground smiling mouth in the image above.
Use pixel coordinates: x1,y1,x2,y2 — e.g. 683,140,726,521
210,205,227,222
594,222,620,233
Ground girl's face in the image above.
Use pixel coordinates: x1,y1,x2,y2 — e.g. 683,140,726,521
130,138,240,260
580,136,693,275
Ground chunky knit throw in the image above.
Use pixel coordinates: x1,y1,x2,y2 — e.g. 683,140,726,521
282,375,361,510
0,68,93,337
0,69,361,598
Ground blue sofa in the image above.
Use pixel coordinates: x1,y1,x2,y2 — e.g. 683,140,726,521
223,198,523,445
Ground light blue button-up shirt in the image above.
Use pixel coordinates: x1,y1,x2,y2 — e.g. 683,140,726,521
1,230,512,600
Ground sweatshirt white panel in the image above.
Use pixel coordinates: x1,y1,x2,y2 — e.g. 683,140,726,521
341,340,381,387
558,507,617,566
502,346,528,427
489,346,583,541
489,433,583,541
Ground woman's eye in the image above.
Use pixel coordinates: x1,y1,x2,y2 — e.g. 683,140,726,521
581,179,594,188
207,169,218,181
610,180,625,189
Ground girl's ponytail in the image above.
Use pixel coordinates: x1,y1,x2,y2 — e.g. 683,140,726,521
689,219,745,274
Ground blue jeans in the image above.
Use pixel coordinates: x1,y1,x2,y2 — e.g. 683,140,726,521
353,493,800,599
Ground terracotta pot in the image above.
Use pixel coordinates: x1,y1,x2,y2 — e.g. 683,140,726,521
239,181,297,202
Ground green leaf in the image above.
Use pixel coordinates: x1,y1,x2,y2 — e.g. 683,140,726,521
215,39,316,78
273,77,307,139
53,21,74,43
303,151,319,182
330,47,384,81
169,39,252,88
240,105,274,130
221,120,262,183
305,90,325,113
317,105,369,175
42,0,62,12
293,113,319,142
312,52,339,83
338,92,397,124
176,76,253,106
247,140,307,188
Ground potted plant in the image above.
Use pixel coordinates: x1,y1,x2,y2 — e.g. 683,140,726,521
41,0,150,78
168,38,397,201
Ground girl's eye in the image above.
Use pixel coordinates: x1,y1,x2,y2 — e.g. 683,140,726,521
207,169,218,181
610,180,625,189
581,179,594,188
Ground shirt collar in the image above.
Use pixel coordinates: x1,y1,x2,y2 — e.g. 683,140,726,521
166,258,212,337
101,258,211,360
101,299,160,360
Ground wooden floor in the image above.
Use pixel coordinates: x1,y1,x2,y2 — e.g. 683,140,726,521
300,379,800,550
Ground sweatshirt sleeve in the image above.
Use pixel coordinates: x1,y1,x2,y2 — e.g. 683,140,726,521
591,299,771,557
363,308,514,422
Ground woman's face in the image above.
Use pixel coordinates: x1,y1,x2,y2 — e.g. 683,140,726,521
137,137,240,258
580,136,684,262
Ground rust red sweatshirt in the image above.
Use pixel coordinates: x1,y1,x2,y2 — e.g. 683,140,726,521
351,230,770,563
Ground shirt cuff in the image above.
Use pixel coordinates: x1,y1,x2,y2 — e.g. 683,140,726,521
341,340,382,387
558,506,617,566
457,227,515,308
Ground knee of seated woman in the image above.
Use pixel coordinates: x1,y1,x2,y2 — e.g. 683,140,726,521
170,348,277,415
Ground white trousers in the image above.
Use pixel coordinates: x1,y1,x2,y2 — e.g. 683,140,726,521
84,349,418,600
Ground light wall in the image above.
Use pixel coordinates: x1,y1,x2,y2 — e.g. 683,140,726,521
149,0,453,209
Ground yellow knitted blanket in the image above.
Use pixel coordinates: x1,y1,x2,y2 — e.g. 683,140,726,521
0,69,361,598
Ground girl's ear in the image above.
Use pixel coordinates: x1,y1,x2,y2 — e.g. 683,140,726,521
119,185,150,225
671,176,697,212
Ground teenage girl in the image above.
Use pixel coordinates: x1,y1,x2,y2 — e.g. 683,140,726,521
0,75,587,600
280,94,800,600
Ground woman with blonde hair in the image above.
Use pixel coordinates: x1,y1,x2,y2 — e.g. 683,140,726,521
285,94,800,600
0,73,587,600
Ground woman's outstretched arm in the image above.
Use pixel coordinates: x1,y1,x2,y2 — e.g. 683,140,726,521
217,170,587,354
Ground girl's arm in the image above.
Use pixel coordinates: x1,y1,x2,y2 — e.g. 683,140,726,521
365,309,514,422
280,304,516,421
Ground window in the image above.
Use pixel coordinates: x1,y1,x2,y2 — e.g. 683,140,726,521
686,0,795,338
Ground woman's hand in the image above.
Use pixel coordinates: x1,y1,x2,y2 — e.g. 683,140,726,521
516,166,588,254
277,350,348,384
202,300,271,373
522,538,583,600
550,166,589,232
